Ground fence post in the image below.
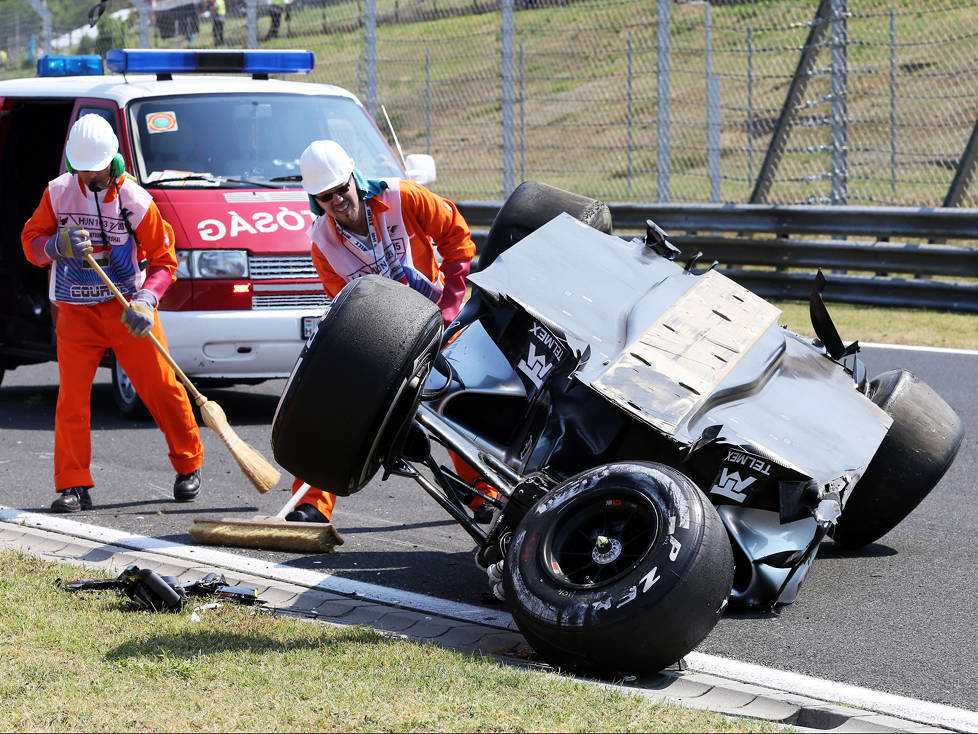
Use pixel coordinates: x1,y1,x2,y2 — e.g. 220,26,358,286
23,0,51,55
889,7,897,194
365,0,377,121
627,31,634,197
136,0,151,48
519,41,525,183
656,0,671,202
246,0,258,49
747,24,754,185
502,0,515,197
829,0,848,205
425,48,432,156
706,3,721,202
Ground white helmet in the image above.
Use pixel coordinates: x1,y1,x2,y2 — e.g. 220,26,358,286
66,114,119,172
300,140,355,195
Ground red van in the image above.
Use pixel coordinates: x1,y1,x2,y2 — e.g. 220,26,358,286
0,49,435,416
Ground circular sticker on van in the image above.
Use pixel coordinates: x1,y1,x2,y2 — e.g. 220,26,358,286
146,111,178,134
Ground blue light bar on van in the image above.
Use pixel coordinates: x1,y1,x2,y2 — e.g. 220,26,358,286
37,54,104,77
105,49,315,75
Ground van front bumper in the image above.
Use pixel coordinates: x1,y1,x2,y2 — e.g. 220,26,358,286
158,307,325,380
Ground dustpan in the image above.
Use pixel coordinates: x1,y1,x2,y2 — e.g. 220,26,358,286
188,483,344,553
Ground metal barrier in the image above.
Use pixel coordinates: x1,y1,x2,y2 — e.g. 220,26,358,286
456,201,978,312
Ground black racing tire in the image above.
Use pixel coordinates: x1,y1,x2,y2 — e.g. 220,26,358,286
111,356,151,420
503,461,733,677
271,275,442,495
832,369,964,549
477,181,613,271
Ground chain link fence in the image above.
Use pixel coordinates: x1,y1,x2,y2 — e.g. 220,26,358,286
2,0,978,207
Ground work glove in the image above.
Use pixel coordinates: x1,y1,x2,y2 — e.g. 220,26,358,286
437,259,471,327
44,227,93,261
122,289,158,338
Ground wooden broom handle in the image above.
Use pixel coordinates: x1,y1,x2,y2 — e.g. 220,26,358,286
83,253,206,405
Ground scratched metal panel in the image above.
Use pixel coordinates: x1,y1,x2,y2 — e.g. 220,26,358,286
590,270,782,434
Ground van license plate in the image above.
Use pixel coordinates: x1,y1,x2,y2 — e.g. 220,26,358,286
301,316,318,339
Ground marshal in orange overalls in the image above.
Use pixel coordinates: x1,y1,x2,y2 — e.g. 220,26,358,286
22,172,203,495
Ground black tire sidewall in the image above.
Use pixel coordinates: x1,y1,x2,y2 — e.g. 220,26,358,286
271,276,442,494
833,369,964,548
478,181,612,271
504,461,733,674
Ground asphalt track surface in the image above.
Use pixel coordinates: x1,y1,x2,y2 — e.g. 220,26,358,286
1,344,975,712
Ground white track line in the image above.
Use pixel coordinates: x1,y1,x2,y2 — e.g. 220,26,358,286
4,506,977,730
0,507,513,628
861,341,978,356
685,653,978,732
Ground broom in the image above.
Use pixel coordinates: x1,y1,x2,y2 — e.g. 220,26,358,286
188,483,344,553
84,253,281,494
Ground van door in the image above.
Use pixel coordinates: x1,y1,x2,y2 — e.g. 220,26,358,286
0,97,75,379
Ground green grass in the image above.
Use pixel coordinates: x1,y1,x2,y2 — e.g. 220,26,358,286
772,299,978,350
0,551,786,732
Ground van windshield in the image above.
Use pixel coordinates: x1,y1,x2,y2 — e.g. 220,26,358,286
128,93,404,188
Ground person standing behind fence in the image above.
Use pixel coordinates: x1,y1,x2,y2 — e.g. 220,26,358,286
263,0,286,41
211,0,226,46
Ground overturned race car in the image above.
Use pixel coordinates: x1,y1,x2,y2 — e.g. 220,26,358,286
271,182,963,676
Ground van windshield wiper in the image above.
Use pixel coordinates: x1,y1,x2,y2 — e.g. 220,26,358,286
147,173,280,189
268,174,302,182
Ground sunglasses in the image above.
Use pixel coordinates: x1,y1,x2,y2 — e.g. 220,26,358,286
314,181,352,203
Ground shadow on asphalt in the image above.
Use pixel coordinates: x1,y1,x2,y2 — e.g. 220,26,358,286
0,382,282,431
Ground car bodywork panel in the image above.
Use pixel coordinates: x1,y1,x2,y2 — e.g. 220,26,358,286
450,214,894,607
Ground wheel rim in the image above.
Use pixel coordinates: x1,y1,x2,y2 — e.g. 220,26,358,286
542,488,660,589
115,362,138,407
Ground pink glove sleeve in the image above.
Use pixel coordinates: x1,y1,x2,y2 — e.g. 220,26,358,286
141,265,174,303
437,259,470,326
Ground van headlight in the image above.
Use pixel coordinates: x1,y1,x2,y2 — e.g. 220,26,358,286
176,250,249,279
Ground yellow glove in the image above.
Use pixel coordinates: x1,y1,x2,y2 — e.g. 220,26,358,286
45,227,93,260
122,290,157,337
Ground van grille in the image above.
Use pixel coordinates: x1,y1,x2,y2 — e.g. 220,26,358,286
249,254,317,280
252,294,330,310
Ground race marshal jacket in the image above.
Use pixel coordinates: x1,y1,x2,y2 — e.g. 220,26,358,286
21,173,178,305
308,176,475,304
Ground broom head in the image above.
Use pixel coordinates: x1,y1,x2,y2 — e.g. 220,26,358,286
198,399,281,493
189,516,344,554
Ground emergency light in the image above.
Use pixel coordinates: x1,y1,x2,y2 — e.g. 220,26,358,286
37,54,104,77
105,49,315,76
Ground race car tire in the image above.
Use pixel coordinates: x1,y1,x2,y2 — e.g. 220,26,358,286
503,461,733,676
111,356,151,421
832,369,963,548
477,180,613,271
271,275,443,495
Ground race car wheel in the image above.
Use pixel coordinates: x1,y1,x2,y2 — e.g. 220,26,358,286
477,180,613,271
111,357,150,420
271,275,443,495
503,461,733,676
832,369,963,548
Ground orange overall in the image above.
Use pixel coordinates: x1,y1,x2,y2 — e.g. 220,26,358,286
22,174,203,491
294,176,490,521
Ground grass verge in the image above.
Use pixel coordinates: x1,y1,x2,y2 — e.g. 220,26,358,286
0,551,786,732
771,300,978,351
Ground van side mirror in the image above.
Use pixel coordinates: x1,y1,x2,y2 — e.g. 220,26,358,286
404,153,436,185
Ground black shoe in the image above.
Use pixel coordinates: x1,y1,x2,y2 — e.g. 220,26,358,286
284,504,330,524
51,487,93,513
173,469,201,502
